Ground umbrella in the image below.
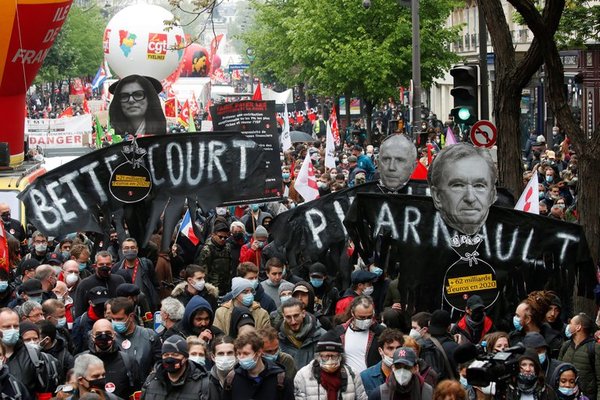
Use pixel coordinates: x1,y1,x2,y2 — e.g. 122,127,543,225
290,130,315,143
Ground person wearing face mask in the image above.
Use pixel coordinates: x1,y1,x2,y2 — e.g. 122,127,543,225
116,283,154,329
294,338,367,400
196,221,234,295
72,287,111,354
261,258,291,307
240,203,273,235
187,337,210,370
0,269,15,309
257,326,297,380
0,338,30,400
307,262,339,331
506,350,557,400
86,319,141,400
550,363,589,400
224,331,294,400
451,296,495,345
335,269,378,315
0,202,25,242
12,278,45,309
324,295,386,374
1,308,57,398
60,260,82,293
52,281,75,329
23,231,50,263
227,221,249,275
214,277,270,336
239,225,269,269
72,353,121,400
219,262,276,313
208,335,237,399
269,282,296,330
171,264,219,311
109,297,161,379
111,238,159,311
360,328,405,397
523,332,561,381
42,299,74,352
38,320,73,382
73,251,125,319
558,313,599,400
69,244,93,279
370,347,433,400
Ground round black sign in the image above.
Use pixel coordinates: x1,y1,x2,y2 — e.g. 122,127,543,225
109,162,152,203
442,257,499,311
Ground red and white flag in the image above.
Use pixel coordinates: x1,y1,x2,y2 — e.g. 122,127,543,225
325,121,336,169
178,100,190,127
329,105,340,146
515,173,540,214
179,210,200,246
294,152,320,202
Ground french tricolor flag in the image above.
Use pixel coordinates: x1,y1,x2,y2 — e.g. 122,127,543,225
179,210,200,245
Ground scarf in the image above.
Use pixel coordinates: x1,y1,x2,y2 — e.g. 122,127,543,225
283,313,315,348
320,369,342,400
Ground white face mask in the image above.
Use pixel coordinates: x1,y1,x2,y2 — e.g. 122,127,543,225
479,383,494,395
192,279,205,292
215,355,236,372
394,368,413,386
409,328,422,341
189,356,205,366
65,272,79,286
382,354,394,367
363,286,374,296
353,318,372,331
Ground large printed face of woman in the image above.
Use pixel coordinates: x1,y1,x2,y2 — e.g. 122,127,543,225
119,82,148,120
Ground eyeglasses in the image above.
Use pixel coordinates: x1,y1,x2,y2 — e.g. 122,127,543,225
318,354,341,362
119,90,146,103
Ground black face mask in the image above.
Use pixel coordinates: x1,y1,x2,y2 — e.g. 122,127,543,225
94,333,113,351
0,213,10,223
97,266,111,278
471,310,484,323
93,304,105,317
162,357,184,373
85,377,106,390
232,232,244,241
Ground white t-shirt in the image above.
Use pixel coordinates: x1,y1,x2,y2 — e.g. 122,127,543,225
344,327,369,374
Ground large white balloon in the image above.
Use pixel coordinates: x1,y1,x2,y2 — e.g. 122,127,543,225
104,5,185,81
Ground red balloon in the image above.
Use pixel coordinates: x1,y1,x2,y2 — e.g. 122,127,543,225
211,54,221,70
180,44,211,77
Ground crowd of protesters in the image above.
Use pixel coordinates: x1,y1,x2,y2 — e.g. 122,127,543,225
0,95,594,400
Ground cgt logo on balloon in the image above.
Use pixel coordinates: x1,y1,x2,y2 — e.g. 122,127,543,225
147,33,168,60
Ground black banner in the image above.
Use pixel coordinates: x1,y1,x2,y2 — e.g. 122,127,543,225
18,132,269,248
210,100,282,201
344,193,594,317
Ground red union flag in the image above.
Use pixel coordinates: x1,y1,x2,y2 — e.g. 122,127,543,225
294,152,319,202
147,33,168,60
178,100,190,127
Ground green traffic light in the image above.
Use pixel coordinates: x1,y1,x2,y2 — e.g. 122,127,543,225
457,107,471,121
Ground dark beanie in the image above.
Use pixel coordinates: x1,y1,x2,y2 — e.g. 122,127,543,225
19,321,40,336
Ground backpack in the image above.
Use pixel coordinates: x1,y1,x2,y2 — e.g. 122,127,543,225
25,344,60,393
224,369,285,400
420,340,454,381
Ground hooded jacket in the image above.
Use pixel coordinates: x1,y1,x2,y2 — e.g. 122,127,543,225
171,280,219,311
213,298,270,336
141,359,210,400
549,362,590,400
176,295,224,339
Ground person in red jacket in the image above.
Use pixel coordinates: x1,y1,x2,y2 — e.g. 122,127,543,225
335,270,378,315
450,295,495,344
239,225,269,267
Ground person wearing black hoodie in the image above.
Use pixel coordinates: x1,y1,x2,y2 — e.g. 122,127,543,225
38,320,74,383
506,349,558,400
171,295,224,346
230,306,256,338
308,263,339,331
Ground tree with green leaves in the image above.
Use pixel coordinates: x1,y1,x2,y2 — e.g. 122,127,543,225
242,0,461,133
38,5,106,83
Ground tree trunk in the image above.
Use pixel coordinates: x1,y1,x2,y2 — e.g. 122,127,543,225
364,99,374,144
344,90,351,129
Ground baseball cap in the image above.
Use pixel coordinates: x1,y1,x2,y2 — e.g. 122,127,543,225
45,252,65,266
88,286,109,305
393,347,417,367
20,279,43,295
466,295,485,310
116,283,140,297
17,259,40,277
428,309,451,336
351,270,377,285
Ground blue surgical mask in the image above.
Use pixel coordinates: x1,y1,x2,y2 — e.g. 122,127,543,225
546,175,553,183
189,356,206,366
370,266,383,277
282,173,290,180
263,351,279,362
538,352,546,364
61,251,70,260
0,281,8,292
79,263,87,272
310,278,324,288
559,387,577,396
513,315,523,331
565,324,573,339
238,355,257,370
242,293,254,307
29,296,42,304
56,317,67,329
280,295,291,303
249,279,259,290
459,375,470,389
250,204,260,212
112,320,128,334
1,329,19,346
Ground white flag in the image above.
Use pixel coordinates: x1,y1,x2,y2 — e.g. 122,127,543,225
514,173,540,214
325,121,336,169
281,103,292,151
294,152,319,202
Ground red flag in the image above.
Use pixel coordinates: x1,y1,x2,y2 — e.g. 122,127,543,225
252,81,262,101
165,98,177,118
82,98,91,114
329,105,340,145
58,106,73,118
409,161,429,180
178,100,190,127
189,96,200,118
205,100,213,121
210,34,224,61
0,223,8,273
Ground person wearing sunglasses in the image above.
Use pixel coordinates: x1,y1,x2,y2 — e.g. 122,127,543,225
108,74,166,137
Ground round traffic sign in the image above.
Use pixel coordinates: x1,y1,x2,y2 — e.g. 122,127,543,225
470,120,497,148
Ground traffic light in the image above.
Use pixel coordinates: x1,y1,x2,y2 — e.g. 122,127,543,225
450,65,478,125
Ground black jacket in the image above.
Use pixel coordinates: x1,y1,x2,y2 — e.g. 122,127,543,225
323,321,386,369
87,343,142,400
73,273,126,318
0,363,32,400
112,257,160,310
141,361,209,400
43,336,74,382
7,341,52,398
223,358,294,400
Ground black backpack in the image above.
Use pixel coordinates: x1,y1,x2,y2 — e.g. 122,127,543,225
26,344,60,393
420,340,452,380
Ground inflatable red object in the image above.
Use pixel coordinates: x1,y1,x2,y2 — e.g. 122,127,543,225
180,44,210,78
0,0,73,165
